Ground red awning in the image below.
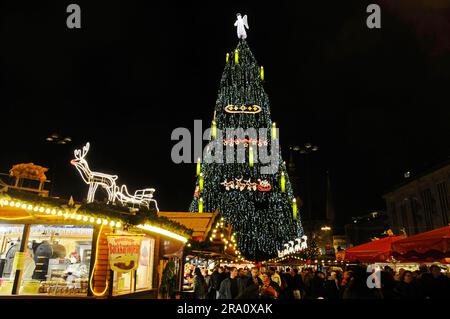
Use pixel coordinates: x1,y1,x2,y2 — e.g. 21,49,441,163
392,226,450,262
343,236,403,263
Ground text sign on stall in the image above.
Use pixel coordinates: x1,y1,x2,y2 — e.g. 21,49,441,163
107,235,143,273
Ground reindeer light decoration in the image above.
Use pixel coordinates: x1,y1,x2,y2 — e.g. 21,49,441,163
277,235,308,258
71,142,159,210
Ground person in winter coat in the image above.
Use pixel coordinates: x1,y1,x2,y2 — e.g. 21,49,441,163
259,271,280,299
324,271,339,299
193,267,207,299
218,267,242,299
209,267,225,299
428,265,450,299
394,271,421,299
309,271,327,299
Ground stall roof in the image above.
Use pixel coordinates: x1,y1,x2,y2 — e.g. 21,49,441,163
158,211,218,241
343,236,404,263
392,226,450,261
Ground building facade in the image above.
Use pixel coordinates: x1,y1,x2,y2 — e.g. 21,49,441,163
383,161,450,236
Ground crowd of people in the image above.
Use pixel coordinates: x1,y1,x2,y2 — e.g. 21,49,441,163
186,264,450,299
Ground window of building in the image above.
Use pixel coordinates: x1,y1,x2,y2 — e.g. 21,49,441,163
420,189,434,230
0,224,24,295
390,203,398,228
400,203,409,233
21,225,93,296
113,270,134,295
409,197,420,235
112,235,155,296
437,182,449,225
1,224,93,296
135,237,155,291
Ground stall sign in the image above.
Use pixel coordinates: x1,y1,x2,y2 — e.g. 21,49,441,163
107,235,143,273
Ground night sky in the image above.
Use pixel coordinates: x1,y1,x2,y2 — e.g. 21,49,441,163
2,1,449,234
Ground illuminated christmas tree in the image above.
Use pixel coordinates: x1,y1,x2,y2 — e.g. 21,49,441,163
189,20,304,260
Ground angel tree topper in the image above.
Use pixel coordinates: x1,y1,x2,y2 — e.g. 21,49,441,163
234,13,249,39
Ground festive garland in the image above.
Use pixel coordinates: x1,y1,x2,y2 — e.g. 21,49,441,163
221,178,272,192
223,138,268,147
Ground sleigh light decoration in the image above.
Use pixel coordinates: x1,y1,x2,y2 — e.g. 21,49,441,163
71,142,159,211
277,235,308,258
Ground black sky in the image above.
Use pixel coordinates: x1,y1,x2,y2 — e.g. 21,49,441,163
1,1,450,234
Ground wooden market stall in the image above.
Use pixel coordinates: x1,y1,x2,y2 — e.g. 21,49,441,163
0,181,192,298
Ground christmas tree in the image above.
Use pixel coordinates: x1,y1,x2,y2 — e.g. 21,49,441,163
189,17,304,260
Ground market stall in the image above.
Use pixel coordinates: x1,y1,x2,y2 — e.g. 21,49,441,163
339,236,403,263
392,226,450,263
0,189,192,298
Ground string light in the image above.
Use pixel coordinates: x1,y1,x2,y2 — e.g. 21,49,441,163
136,224,188,243
89,224,108,296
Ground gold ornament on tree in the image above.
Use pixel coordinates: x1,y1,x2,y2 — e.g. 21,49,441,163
260,66,264,81
234,49,239,64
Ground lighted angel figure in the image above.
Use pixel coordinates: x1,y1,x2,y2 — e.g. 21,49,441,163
234,13,249,39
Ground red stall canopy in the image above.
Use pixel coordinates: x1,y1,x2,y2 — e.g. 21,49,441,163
392,226,450,262
343,236,403,263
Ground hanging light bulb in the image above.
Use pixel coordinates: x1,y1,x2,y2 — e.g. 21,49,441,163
226,53,229,62
260,66,264,81
249,147,254,167
196,158,201,176
280,172,286,192
292,198,298,220
234,49,239,64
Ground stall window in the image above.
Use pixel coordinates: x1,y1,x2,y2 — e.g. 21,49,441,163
0,224,24,295
19,225,93,296
135,237,155,291
112,235,155,295
112,271,134,295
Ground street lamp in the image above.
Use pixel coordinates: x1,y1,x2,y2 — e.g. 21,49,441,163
46,133,72,145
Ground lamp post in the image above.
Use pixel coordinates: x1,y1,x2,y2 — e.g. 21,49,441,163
290,142,319,221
